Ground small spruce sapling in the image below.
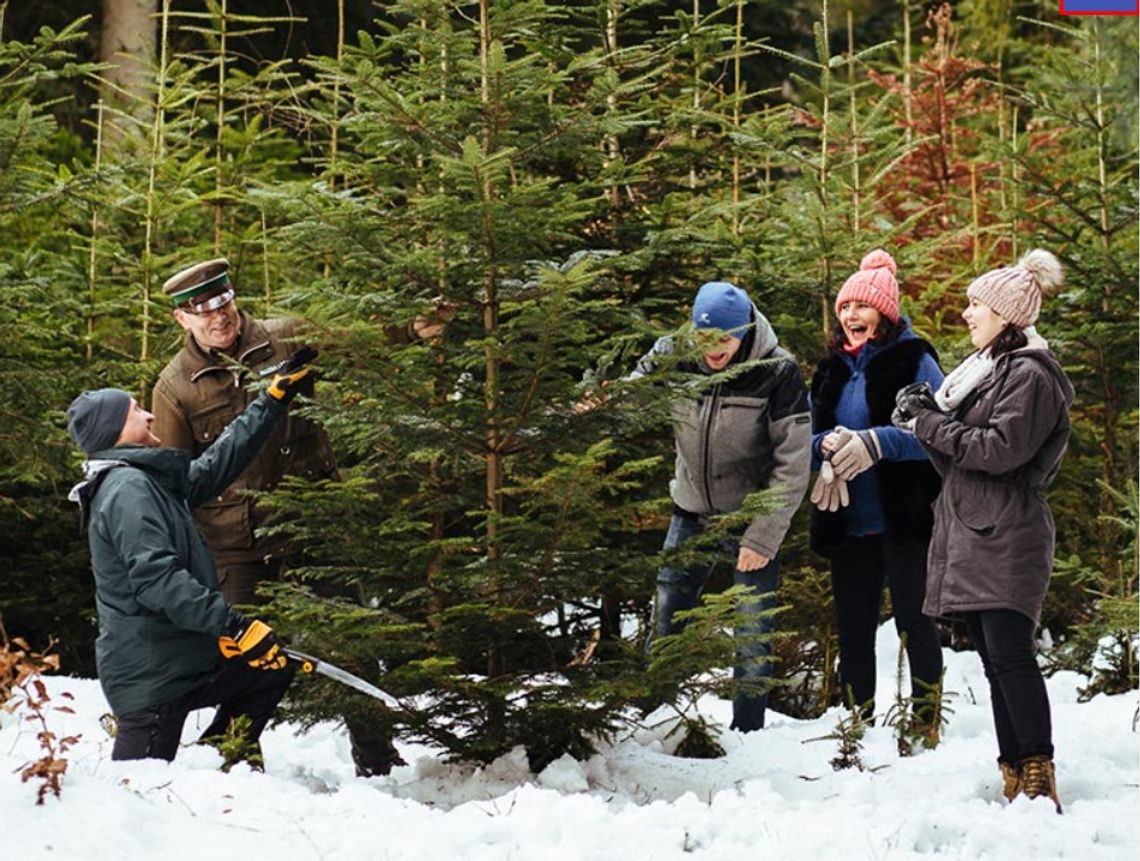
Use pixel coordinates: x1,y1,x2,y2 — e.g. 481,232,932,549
671,715,727,760
883,635,952,756
813,699,873,772
199,713,265,773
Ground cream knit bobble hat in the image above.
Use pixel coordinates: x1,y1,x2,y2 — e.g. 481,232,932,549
965,249,1064,329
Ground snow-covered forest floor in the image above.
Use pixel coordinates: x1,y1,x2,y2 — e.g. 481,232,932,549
4,626,1137,860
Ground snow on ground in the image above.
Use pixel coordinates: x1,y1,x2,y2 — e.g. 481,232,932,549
3,625,1137,861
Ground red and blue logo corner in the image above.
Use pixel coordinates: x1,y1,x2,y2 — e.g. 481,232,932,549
1059,0,1138,14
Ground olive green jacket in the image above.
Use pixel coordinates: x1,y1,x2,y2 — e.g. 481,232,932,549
152,311,337,564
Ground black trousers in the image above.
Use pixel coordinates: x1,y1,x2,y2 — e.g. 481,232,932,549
111,661,295,762
963,609,1053,764
830,534,943,716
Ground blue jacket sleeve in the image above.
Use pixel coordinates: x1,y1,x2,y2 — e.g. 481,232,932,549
874,353,945,462
810,435,828,469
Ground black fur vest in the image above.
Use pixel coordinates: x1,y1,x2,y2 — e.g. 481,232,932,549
809,337,942,557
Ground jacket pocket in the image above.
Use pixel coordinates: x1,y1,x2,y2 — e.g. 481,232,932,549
195,496,254,551
716,396,769,460
718,395,769,428
949,478,1005,536
190,402,239,447
719,395,769,411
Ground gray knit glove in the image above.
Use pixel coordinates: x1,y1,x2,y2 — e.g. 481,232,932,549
894,382,938,420
810,460,850,512
891,405,917,433
831,429,882,480
893,381,940,433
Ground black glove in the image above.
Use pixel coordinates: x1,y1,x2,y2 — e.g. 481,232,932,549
218,616,289,671
894,381,939,423
263,346,318,405
891,405,916,432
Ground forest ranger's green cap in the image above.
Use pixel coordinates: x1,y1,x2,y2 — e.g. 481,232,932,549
163,258,235,312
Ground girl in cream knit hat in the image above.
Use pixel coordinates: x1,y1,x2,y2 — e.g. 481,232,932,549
893,248,1073,812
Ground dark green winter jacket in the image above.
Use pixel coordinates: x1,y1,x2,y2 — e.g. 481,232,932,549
71,392,285,715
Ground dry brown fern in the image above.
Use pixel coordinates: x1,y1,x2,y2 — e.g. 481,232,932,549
1,618,81,804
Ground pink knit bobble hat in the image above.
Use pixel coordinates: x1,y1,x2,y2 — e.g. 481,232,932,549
835,249,900,323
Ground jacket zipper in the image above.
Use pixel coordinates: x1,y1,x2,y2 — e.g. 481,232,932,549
239,339,271,364
700,382,719,511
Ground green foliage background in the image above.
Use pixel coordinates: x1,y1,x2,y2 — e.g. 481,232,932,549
0,0,1135,766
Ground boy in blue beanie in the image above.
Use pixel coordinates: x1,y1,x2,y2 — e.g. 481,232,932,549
631,281,811,731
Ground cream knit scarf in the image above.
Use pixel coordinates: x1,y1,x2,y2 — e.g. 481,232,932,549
935,350,994,411
935,326,1045,411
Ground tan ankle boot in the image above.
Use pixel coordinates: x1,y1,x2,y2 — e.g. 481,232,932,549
1019,755,1063,814
999,760,1021,802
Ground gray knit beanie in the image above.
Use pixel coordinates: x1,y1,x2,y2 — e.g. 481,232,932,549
965,249,1064,329
67,388,132,455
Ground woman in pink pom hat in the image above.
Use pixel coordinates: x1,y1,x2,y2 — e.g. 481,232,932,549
808,249,946,733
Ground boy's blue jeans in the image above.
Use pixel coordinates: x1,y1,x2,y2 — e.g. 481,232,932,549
646,513,780,732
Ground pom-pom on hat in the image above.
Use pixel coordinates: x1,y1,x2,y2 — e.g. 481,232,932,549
691,281,752,337
67,388,131,456
966,249,1063,330
835,249,900,323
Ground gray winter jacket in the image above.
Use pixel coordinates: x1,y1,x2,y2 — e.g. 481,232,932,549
632,305,811,558
69,393,285,715
914,347,1074,623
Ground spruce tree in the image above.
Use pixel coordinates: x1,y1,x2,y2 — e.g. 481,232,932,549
255,0,701,769
0,17,103,669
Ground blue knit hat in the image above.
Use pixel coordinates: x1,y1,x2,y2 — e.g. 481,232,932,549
691,281,752,337
67,388,131,455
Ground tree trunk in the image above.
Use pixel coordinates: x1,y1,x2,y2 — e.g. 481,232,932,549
100,0,156,137
478,0,505,677
138,0,171,387
213,0,227,251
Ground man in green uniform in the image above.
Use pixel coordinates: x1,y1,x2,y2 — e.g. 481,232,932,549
150,258,402,776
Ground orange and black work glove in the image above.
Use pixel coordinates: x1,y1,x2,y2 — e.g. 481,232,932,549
264,346,318,404
218,618,289,671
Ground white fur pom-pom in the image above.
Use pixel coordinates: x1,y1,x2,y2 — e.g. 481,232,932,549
1018,248,1064,295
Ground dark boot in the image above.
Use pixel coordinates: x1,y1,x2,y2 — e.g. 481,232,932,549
348,724,405,777
998,760,1021,802
1018,755,1062,814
